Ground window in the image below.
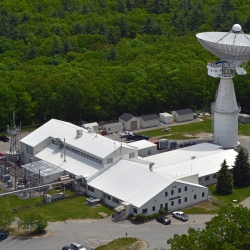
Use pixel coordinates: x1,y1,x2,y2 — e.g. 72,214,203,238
171,190,174,195
152,206,155,211
213,174,217,179
129,153,135,158
185,186,187,191
133,208,137,214
142,208,148,214
165,191,168,197
160,204,163,209
205,176,210,181
148,149,151,156
112,197,119,204
178,199,181,204
171,201,174,206
107,195,111,200
107,158,113,164
194,194,197,199
178,188,181,193
202,192,205,197
165,203,168,208
185,197,187,202
88,186,94,192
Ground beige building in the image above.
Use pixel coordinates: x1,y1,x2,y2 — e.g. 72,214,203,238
171,109,194,122
139,114,159,128
119,113,140,130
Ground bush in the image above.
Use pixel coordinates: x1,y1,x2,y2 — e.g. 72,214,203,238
135,214,147,222
159,209,166,215
127,214,134,219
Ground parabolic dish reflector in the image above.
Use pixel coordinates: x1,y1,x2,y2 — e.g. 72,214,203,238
196,25,250,61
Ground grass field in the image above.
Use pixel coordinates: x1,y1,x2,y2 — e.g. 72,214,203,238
139,117,212,140
95,238,141,250
0,191,113,222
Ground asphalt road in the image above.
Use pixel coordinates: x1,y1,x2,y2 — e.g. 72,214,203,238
0,214,214,250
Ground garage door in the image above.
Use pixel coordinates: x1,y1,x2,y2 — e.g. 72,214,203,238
131,121,137,130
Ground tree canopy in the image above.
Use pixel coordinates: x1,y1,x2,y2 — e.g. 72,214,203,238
0,0,250,130
167,204,250,250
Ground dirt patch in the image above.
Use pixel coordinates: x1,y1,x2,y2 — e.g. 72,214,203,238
10,226,51,238
130,239,147,250
183,134,195,137
98,212,108,218
196,133,213,138
187,198,221,212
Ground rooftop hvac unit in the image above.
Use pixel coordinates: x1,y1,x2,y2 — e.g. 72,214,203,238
88,127,94,133
76,129,83,136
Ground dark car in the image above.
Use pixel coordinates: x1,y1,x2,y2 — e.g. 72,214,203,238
126,133,149,141
62,246,74,250
0,232,9,241
0,136,9,142
156,216,171,225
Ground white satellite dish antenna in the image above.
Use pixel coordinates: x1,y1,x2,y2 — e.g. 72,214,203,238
196,24,250,148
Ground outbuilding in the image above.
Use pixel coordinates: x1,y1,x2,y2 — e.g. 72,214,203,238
119,113,140,130
171,109,194,122
128,139,157,157
239,114,250,124
159,112,173,124
139,114,159,128
82,122,99,132
103,122,123,134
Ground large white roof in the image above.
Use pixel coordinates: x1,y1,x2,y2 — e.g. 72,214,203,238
21,119,133,159
128,140,156,150
144,143,237,178
88,159,174,208
35,144,102,178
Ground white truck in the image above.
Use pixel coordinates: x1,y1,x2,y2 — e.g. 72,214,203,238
172,211,189,221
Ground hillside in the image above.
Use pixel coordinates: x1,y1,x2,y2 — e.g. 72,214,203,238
0,0,250,130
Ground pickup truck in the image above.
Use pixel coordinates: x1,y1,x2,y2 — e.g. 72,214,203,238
172,211,189,221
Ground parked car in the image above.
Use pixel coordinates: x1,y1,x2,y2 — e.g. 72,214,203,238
172,211,189,221
126,133,149,141
70,242,86,250
62,246,74,250
120,131,133,138
156,216,171,225
0,136,9,142
0,232,9,241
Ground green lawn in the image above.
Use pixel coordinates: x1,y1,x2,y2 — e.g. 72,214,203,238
238,123,250,136
0,192,113,222
95,237,140,250
139,117,212,139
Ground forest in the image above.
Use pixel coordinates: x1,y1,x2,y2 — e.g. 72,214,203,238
0,0,250,130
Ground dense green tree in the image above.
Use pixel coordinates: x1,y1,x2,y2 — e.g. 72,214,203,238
216,159,233,195
233,148,250,187
119,17,128,37
0,201,15,231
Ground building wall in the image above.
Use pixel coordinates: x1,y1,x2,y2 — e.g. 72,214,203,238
133,181,208,216
34,137,51,155
140,119,159,128
177,113,193,122
159,114,173,124
177,173,199,185
41,171,65,185
138,145,157,157
21,142,39,164
119,117,140,131
103,123,123,134
199,173,217,186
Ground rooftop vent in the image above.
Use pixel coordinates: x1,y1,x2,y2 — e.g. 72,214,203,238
76,129,83,136
149,162,154,171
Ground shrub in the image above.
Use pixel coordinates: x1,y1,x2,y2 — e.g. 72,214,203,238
159,209,166,215
135,214,147,222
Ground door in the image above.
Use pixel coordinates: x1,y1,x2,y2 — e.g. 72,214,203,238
131,121,137,130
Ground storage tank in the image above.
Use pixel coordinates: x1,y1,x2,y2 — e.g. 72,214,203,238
169,141,177,149
2,174,7,182
5,174,10,182
159,139,168,149
18,178,23,185
26,182,31,188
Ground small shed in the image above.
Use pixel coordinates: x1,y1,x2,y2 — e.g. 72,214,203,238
159,112,173,124
239,114,250,124
82,122,99,132
129,140,157,157
119,113,140,130
139,114,159,128
171,109,194,122
103,122,123,134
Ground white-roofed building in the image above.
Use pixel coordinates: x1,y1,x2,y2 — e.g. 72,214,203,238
128,140,157,157
86,159,208,216
20,119,137,179
143,142,237,185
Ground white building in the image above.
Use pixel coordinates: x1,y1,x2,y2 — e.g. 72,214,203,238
128,140,157,157
139,114,159,128
159,112,173,124
20,119,137,179
171,109,194,122
84,159,208,217
102,122,123,134
119,113,140,130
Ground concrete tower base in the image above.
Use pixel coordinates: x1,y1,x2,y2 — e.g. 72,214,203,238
212,77,240,148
